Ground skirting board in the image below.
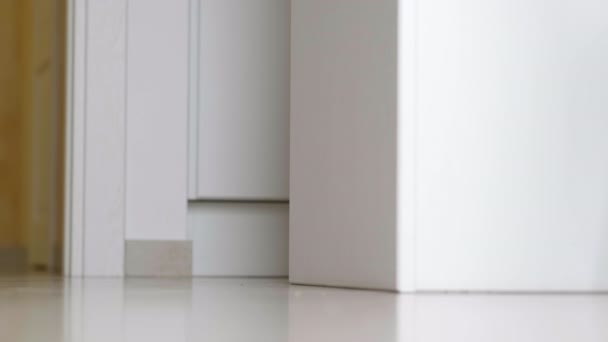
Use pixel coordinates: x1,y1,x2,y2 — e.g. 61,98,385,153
125,240,192,277
189,202,288,277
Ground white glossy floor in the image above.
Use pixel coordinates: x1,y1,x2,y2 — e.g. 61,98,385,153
1,277,607,341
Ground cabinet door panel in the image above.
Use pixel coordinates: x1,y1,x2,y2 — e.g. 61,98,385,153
195,0,289,200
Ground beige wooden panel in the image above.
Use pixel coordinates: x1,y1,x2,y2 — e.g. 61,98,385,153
0,0,65,271
0,0,24,249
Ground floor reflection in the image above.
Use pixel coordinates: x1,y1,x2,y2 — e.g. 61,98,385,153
1,277,608,341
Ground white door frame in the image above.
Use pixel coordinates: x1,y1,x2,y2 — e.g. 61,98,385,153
63,0,128,276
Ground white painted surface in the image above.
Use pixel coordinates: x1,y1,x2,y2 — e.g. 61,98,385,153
67,0,127,276
194,0,290,200
67,0,192,274
187,0,200,200
290,0,399,290
190,202,288,276
397,0,418,292
291,0,608,291
125,0,189,240
188,0,290,277
415,0,608,291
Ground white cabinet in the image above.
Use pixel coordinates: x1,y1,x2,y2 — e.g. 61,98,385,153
190,0,290,200
291,0,608,291
188,0,290,276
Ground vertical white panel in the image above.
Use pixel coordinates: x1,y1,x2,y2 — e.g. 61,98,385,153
82,0,127,276
416,0,608,290
187,0,200,200
67,0,86,276
290,0,399,290
126,0,189,240
397,0,418,292
196,0,290,200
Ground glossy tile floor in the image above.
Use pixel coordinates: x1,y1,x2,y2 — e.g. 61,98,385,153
1,276,607,342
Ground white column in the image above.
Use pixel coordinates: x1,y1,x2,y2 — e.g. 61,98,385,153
290,0,401,291
291,0,608,292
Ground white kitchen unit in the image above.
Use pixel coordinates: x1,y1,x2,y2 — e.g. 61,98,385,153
191,0,290,201
291,0,608,291
189,0,290,276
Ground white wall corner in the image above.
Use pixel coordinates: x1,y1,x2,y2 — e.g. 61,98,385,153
396,0,418,293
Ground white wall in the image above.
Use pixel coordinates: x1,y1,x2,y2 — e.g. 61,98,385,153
125,0,189,241
291,0,608,291
414,0,608,291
